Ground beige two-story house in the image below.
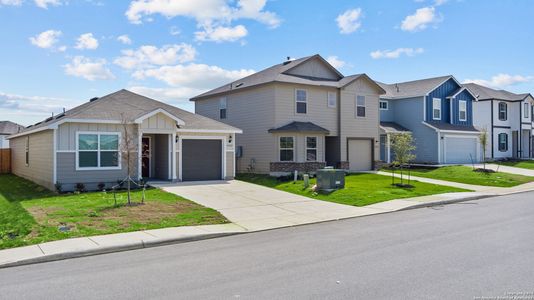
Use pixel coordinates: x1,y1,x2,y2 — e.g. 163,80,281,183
191,55,385,175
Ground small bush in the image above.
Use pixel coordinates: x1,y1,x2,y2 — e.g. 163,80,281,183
97,182,106,191
75,183,86,193
54,181,63,193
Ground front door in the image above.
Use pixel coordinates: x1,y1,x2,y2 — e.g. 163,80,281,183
142,137,151,178
512,131,518,158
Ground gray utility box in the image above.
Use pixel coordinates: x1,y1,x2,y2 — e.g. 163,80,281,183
316,169,345,191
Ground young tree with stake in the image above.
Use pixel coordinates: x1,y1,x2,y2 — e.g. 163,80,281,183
390,133,416,186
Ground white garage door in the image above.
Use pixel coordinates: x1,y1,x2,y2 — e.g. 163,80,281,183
444,136,478,164
348,139,373,171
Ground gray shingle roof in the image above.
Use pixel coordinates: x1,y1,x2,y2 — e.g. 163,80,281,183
0,121,25,135
16,89,240,136
191,55,384,100
380,122,410,133
426,121,479,132
462,83,531,101
378,75,454,99
268,121,330,134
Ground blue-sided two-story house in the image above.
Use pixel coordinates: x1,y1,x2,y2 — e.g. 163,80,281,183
378,75,480,164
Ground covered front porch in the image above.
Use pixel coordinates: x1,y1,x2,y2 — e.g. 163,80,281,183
379,122,411,164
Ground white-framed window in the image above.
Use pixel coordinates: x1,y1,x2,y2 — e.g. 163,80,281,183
76,132,121,170
498,102,507,121
219,97,227,119
432,98,441,120
295,89,307,114
356,95,366,117
524,103,529,118
459,100,467,121
306,137,317,161
379,100,388,110
327,92,336,108
279,136,294,162
25,136,29,166
498,133,508,152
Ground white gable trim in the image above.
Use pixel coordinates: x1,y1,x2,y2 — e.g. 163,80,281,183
134,108,186,126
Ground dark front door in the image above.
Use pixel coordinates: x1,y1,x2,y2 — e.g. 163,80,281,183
142,137,150,178
512,131,519,158
182,139,222,181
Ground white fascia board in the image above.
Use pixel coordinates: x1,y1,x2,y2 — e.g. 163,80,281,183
133,108,186,126
176,128,243,134
422,122,479,135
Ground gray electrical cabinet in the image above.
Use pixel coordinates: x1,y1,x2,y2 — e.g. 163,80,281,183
316,169,345,192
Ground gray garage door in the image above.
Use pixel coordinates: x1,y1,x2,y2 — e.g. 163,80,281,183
182,139,222,181
444,137,478,164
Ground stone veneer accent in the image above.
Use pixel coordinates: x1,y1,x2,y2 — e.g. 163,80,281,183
270,162,327,173
338,161,349,170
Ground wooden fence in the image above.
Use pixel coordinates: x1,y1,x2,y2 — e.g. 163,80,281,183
0,149,11,174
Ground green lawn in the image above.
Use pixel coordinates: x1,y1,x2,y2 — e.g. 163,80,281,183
237,173,469,207
384,166,534,187
499,160,534,170
0,174,228,250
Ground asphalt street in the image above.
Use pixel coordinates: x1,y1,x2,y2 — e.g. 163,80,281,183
1,192,533,300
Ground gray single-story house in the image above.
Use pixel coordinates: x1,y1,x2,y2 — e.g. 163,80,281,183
7,89,242,191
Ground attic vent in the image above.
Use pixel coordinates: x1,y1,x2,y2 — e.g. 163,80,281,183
89,97,99,102
45,117,53,122
55,113,65,119
283,56,295,65
395,83,399,93
235,83,244,88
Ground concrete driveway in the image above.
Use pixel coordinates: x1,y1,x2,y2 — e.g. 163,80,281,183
152,180,385,231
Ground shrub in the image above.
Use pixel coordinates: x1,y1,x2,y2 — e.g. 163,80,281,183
75,183,86,193
54,181,63,193
97,182,106,191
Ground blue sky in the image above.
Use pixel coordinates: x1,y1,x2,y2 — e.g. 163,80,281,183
1,0,533,125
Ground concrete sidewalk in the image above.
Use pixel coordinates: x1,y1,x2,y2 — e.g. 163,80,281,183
2,178,533,269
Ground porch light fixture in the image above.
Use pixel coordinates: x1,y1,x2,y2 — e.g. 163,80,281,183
228,134,233,144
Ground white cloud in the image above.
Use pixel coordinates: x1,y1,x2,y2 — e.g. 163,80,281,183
401,6,441,32
34,0,62,9
463,74,534,89
75,33,99,50
117,34,132,45
114,43,197,69
170,26,181,36
63,56,115,81
0,91,77,125
0,0,22,5
370,47,424,59
326,56,346,69
434,0,448,6
195,25,247,42
125,0,279,42
29,30,62,49
336,8,362,34
132,63,254,89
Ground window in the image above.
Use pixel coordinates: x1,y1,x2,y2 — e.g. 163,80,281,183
279,137,294,161
327,92,336,108
498,133,508,152
77,132,120,169
25,136,29,166
459,100,467,121
356,95,366,117
498,102,507,121
524,103,529,118
379,100,388,110
306,137,317,161
432,98,441,120
219,97,227,119
296,89,307,114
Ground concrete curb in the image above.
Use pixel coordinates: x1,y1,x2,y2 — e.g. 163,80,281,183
398,194,494,211
0,232,243,269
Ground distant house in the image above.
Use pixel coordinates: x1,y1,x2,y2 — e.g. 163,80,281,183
0,121,25,148
378,75,480,164
7,90,241,191
191,54,386,175
466,83,534,159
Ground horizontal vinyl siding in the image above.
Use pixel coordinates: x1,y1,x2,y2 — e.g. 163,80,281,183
389,97,438,163
11,130,54,190
339,77,381,162
284,58,340,80
57,122,137,151
274,83,338,135
57,152,134,191
195,85,276,174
